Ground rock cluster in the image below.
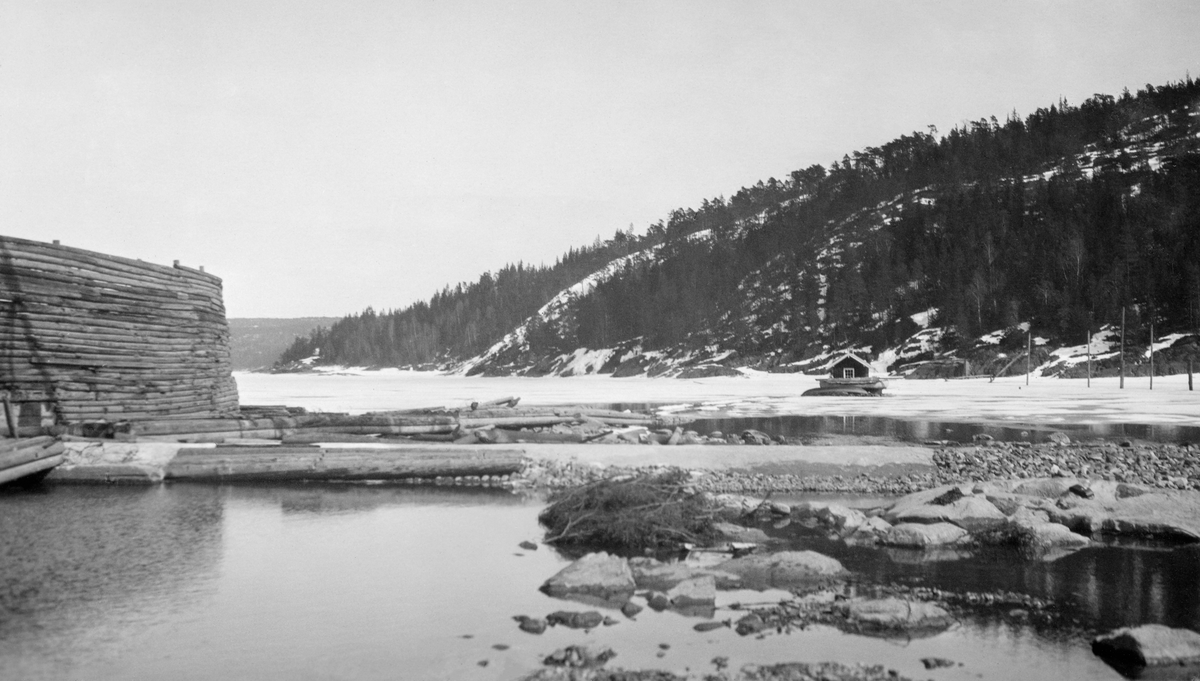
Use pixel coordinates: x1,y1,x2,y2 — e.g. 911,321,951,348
519,662,914,681
931,439,1200,491
513,438,1200,497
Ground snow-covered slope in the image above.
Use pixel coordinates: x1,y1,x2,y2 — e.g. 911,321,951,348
451,96,1200,379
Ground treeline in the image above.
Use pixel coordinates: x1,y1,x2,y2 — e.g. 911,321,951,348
279,76,1200,368
277,240,649,366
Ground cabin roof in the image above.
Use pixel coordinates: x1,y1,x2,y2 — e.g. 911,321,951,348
826,352,873,372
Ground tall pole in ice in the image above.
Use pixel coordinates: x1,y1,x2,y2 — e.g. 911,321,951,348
1026,325,1031,386
1149,316,1155,390
1120,307,1126,390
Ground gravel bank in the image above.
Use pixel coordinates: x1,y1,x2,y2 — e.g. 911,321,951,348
511,437,1200,495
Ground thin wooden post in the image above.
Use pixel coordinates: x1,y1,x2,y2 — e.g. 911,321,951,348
1,395,16,438
1086,328,1091,388
1026,325,1032,386
1120,307,1126,389
1190,359,1194,391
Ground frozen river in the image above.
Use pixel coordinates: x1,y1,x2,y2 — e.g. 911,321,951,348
236,369,1200,428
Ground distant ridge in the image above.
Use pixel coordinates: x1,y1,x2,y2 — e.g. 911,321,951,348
276,76,1200,379
229,318,338,371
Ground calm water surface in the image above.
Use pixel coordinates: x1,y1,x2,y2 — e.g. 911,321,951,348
2,484,1188,680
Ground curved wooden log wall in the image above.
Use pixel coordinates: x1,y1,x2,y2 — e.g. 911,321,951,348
0,235,239,422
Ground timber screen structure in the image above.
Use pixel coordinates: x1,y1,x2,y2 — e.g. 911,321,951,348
0,235,240,424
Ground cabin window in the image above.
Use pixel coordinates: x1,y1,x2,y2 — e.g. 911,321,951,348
843,368,855,378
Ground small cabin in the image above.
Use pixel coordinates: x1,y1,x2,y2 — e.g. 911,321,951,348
828,353,872,379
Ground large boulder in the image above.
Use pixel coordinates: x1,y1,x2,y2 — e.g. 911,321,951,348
1093,624,1200,674
627,557,741,590
883,484,972,521
1012,478,1078,498
881,522,969,547
541,553,635,603
1046,491,1200,541
792,501,868,532
1021,521,1091,549
714,550,848,590
712,522,771,543
706,493,763,516
666,575,716,606
889,495,1007,532
845,516,894,545
842,598,953,635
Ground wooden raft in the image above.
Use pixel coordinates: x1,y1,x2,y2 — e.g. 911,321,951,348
105,405,689,442
164,445,524,482
0,235,239,424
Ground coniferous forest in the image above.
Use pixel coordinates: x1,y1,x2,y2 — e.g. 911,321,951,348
278,77,1200,373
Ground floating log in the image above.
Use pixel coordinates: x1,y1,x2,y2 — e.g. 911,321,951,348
281,433,384,444
471,396,519,410
0,454,66,485
164,445,525,481
0,435,55,453
0,440,65,470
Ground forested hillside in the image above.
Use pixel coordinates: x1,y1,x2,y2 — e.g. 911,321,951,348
277,77,1200,377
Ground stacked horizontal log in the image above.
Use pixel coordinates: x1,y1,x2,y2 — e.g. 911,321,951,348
0,436,66,485
0,235,239,422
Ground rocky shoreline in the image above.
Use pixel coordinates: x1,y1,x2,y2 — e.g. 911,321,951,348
508,472,1200,681
509,435,1200,496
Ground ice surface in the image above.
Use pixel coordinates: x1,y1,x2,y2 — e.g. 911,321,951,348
236,370,1200,426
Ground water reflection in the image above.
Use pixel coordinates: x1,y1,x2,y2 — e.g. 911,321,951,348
0,485,223,678
0,483,1188,681
780,526,1200,634
217,482,529,517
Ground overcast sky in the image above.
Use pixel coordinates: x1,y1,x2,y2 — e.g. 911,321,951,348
1,1,1197,318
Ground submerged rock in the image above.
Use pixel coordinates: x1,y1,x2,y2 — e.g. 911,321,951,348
842,598,953,635
514,615,547,634
547,610,604,629
541,552,635,603
542,643,617,668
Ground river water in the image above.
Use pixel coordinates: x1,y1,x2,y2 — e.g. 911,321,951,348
4,482,1191,681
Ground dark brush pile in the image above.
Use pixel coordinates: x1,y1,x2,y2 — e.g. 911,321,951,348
538,470,720,551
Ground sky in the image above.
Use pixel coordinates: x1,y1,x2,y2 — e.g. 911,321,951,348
1,1,1197,318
